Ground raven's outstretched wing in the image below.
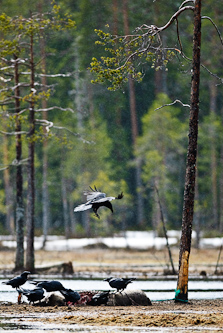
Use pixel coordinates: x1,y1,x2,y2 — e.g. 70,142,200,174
74,203,92,212
83,186,106,202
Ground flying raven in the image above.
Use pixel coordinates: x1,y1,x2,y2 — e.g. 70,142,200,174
30,280,65,292
2,271,30,289
104,277,136,292
18,287,45,304
60,288,80,304
74,186,123,218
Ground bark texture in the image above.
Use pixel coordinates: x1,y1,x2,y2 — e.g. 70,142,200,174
14,55,25,270
176,0,201,302
26,31,35,272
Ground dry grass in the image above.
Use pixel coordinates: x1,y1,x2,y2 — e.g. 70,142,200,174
0,247,221,276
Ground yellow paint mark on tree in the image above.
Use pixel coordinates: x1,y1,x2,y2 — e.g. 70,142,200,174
177,250,190,295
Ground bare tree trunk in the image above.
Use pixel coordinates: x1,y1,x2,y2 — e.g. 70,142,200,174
69,195,76,235
14,55,25,270
26,31,35,272
3,131,14,234
123,0,145,226
62,173,70,239
209,80,218,229
40,29,50,249
176,0,202,302
220,108,223,233
155,185,176,274
194,165,201,249
42,138,49,247
112,0,118,35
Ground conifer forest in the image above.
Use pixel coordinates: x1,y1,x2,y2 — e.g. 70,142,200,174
0,0,223,265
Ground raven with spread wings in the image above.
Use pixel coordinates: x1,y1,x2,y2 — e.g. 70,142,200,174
74,186,123,218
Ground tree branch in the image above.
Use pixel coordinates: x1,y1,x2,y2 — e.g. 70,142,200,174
158,6,194,33
0,158,29,172
21,72,74,78
0,130,28,136
34,106,75,113
179,0,195,9
35,119,53,132
201,16,223,46
53,125,95,144
154,99,190,111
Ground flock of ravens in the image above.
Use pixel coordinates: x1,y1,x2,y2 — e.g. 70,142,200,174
2,187,126,305
2,271,136,305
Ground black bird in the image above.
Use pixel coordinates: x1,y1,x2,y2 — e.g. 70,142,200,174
2,271,30,289
59,288,80,304
18,287,45,304
88,291,110,306
30,280,65,292
74,186,124,218
104,277,136,292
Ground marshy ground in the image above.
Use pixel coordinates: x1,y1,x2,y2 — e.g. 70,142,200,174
0,246,223,331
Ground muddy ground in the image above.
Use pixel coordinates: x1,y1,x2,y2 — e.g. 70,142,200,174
1,246,223,330
1,299,223,330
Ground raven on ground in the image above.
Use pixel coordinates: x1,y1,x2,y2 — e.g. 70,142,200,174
88,291,110,306
2,271,30,289
104,277,136,292
59,288,80,304
74,186,123,218
30,280,65,292
18,287,45,304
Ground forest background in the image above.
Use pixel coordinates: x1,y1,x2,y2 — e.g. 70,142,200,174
0,0,223,250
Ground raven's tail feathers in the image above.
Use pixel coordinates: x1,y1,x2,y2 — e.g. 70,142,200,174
116,192,124,200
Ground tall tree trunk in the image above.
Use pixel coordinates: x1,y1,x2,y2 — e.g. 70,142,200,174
69,194,76,235
194,164,200,249
112,0,118,35
42,135,49,248
38,0,49,249
122,0,145,226
62,173,70,239
209,80,218,229
40,28,50,249
220,107,223,233
14,55,25,270
176,0,201,302
3,131,14,234
26,31,35,272
74,40,91,236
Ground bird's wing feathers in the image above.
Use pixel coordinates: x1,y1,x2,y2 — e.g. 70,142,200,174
94,196,115,203
74,186,123,213
83,190,106,202
74,203,92,212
